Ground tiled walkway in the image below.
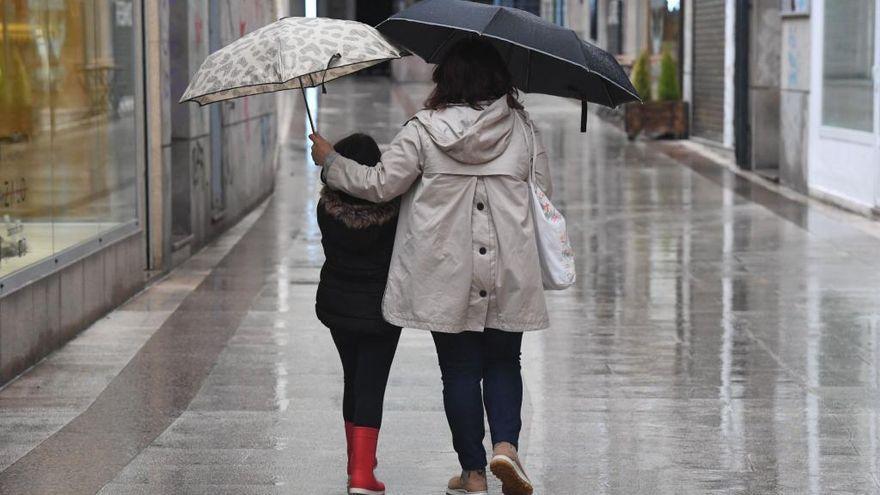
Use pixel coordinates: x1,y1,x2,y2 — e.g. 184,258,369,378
2,79,880,494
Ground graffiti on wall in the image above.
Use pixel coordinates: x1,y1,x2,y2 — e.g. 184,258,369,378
781,19,809,92
259,115,273,162
194,12,204,46
191,140,207,189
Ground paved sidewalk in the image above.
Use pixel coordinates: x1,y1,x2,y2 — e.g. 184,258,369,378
2,78,880,494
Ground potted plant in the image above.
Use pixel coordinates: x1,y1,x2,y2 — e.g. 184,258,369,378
625,48,688,140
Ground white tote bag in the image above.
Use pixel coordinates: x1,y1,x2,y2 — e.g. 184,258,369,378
521,117,576,290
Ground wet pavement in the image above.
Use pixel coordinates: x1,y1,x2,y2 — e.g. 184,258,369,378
2,78,880,494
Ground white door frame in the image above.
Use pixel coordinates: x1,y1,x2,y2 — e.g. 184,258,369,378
809,0,880,212
874,1,880,209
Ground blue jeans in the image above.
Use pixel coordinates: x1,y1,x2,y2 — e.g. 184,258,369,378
432,329,524,471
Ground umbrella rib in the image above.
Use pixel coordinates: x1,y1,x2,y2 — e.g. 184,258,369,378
601,77,615,107
482,7,504,36
426,6,503,63
427,28,459,63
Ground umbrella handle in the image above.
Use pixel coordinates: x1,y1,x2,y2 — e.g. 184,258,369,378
300,77,315,134
580,100,588,133
321,53,342,94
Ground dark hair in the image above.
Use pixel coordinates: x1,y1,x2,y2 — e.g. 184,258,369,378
334,133,381,168
424,37,523,111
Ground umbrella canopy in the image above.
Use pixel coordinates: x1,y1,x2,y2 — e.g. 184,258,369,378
377,0,640,130
180,17,406,130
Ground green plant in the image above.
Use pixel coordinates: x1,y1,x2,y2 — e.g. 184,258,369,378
631,50,652,102
657,48,681,101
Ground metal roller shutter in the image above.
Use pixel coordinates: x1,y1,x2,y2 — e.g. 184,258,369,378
692,0,725,143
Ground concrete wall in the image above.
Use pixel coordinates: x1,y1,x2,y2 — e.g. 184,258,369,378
0,234,143,384
779,16,810,193
565,0,590,40
748,0,781,171
623,0,648,58
166,0,279,263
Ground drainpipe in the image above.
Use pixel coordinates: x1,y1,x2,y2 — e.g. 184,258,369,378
733,0,751,168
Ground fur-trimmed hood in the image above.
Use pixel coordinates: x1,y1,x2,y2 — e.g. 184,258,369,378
320,186,399,230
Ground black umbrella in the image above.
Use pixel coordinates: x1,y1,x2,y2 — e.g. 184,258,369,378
377,0,641,131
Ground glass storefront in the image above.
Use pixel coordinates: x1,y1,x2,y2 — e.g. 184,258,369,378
0,0,138,280
821,0,875,132
650,0,682,56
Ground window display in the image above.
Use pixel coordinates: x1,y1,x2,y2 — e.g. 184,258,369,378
0,0,138,279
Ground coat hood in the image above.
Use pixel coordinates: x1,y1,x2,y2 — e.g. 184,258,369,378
411,96,516,165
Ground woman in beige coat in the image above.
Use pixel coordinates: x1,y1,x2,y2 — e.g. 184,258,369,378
310,38,550,495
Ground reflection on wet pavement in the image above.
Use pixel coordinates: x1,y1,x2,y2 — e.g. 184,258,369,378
2,78,880,494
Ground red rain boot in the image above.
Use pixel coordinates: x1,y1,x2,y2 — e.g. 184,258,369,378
345,421,354,477
348,426,385,495
346,421,377,477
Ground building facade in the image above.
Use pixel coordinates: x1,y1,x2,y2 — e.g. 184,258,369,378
0,0,282,385
806,0,879,213
579,0,879,215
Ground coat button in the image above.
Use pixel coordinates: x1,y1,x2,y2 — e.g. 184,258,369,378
476,202,485,211
479,290,487,297
479,247,487,255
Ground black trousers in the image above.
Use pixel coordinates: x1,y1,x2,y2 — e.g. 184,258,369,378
432,329,524,470
330,328,402,429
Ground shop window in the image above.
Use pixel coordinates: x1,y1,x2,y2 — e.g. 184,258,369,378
650,0,682,55
822,0,875,132
0,0,138,279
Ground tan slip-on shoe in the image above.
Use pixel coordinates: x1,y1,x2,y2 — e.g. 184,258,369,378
490,443,533,495
446,469,489,495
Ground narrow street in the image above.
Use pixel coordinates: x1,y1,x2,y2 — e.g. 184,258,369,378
2,78,880,494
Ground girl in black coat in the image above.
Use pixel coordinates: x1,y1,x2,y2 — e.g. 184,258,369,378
315,133,399,495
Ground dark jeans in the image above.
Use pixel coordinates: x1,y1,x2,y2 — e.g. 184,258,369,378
330,328,402,429
432,329,524,471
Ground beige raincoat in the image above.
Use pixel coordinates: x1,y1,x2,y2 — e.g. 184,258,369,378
324,96,551,333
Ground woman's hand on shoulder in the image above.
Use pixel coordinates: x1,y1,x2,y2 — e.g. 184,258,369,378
309,133,334,166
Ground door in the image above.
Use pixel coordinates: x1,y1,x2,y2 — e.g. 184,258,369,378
812,0,879,210
691,0,726,144
875,5,880,210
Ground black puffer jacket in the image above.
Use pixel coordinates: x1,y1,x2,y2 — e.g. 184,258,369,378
316,186,400,335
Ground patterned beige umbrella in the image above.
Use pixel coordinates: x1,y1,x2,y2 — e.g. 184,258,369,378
180,16,407,131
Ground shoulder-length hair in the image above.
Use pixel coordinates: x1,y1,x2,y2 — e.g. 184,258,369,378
424,37,523,111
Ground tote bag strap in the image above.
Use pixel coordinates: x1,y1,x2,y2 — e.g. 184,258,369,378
517,112,539,184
